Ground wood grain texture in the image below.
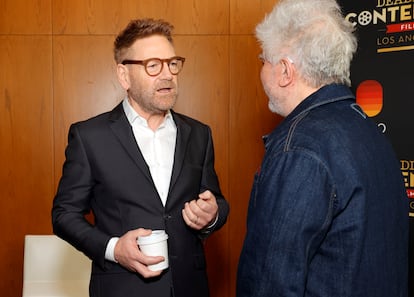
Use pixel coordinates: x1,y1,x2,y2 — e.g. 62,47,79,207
0,0,52,34
52,0,229,35
230,0,275,34
0,36,54,294
52,36,125,184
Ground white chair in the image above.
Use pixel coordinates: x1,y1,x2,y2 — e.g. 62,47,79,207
22,235,91,297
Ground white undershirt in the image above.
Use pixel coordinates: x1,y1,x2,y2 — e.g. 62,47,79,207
105,98,177,262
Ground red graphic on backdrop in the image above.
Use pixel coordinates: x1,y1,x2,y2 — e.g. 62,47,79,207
387,22,414,33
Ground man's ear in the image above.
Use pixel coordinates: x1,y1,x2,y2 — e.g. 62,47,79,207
116,64,130,91
279,58,294,87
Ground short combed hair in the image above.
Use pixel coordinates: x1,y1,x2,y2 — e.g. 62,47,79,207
256,0,357,87
114,18,174,63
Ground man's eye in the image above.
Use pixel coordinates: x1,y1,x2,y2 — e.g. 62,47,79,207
147,63,159,68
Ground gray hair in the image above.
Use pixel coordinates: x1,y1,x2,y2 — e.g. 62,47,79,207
256,0,357,87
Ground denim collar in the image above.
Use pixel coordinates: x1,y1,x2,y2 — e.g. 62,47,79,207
286,84,355,122
263,84,355,146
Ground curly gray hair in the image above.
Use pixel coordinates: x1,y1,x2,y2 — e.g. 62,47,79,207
256,0,357,87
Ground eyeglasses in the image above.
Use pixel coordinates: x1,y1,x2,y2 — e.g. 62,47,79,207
121,56,185,76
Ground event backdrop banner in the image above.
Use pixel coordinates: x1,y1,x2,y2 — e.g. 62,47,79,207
339,0,414,294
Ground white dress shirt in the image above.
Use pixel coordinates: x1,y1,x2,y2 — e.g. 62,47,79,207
124,99,177,206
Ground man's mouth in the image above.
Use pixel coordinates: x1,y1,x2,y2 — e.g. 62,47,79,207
157,87,172,93
156,83,175,93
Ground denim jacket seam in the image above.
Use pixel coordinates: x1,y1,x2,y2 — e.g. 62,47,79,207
283,145,339,253
284,111,309,152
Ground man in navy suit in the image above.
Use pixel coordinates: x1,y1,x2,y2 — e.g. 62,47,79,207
52,18,229,297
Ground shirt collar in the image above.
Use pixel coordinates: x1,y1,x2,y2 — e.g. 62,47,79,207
122,97,174,129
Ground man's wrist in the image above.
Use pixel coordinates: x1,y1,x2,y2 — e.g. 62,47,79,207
201,213,219,234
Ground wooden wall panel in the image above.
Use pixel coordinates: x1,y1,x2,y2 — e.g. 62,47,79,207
230,0,275,34
0,0,52,34
174,35,229,181
52,36,125,183
0,36,54,295
52,0,229,35
174,35,230,297
228,35,282,297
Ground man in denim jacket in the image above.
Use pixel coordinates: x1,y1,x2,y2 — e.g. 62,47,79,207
236,0,408,296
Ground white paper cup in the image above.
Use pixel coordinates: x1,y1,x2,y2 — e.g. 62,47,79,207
137,230,169,271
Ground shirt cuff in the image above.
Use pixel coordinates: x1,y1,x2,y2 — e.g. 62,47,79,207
105,237,119,262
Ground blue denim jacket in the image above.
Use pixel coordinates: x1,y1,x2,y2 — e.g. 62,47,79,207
237,84,408,297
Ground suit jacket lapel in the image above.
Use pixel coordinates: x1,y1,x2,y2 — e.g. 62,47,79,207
170,111,191,191
108,103,153,184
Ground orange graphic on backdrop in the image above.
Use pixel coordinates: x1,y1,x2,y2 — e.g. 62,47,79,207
356,80,383,117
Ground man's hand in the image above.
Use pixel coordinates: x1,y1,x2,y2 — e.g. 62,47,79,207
182,190,218,230
114,228,165,278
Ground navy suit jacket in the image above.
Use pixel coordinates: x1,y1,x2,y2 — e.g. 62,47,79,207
52,102,229,297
